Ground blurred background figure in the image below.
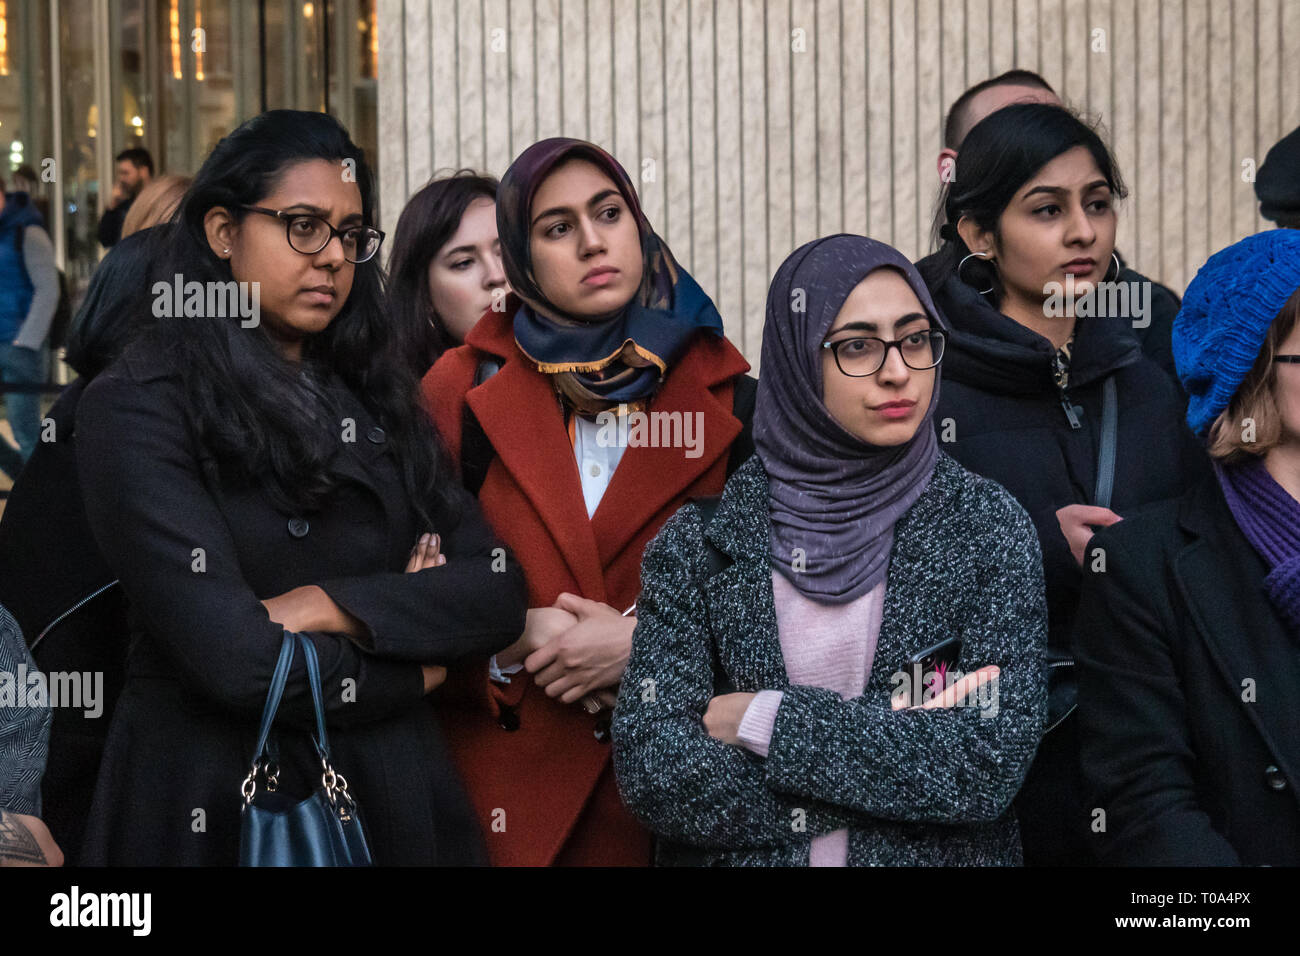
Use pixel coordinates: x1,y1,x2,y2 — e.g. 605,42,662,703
1256,126,1300,229
120,174,191,240
387,170,506,377
96,148,154,248
0,170,59,483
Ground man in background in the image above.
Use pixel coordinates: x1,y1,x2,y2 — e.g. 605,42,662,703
97,147,154,248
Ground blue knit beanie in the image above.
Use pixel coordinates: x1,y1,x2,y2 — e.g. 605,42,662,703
1173,229,1300,438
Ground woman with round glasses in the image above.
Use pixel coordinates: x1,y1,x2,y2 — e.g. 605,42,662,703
612,235,1048,866
236,203,386,264
71,110,527,865
916,103,1206,865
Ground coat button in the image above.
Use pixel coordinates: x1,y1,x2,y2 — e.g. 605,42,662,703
1265,765,1288,791
287,517,309,538
366,426,386,444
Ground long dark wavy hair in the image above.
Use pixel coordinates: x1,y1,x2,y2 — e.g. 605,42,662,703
919,103,1128,307
142,109,456,528
386,170,499,376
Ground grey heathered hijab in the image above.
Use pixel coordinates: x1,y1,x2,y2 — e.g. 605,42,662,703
754,235,946,604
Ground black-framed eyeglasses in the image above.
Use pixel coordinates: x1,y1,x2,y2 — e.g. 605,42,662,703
239,205,385,263
1276,355,1300,364
821,329,947,377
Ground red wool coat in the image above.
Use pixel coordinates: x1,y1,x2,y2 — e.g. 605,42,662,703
421,303,750,866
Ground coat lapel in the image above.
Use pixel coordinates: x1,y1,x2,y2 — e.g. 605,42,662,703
320,380,408,551
870,457,966,687
700,457,789,690
590,336,748,565
464,316,606,597
702,455,966,694
1174,478,1300,800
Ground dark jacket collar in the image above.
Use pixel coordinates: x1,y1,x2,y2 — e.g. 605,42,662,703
925,265,1143,395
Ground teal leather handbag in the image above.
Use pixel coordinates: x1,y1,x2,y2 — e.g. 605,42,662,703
238,632,373,866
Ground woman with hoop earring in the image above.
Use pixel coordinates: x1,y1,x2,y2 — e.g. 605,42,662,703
914,103,1208,868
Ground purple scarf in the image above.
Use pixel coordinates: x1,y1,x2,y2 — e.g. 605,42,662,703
1215,457,1300,636
754,235,946,604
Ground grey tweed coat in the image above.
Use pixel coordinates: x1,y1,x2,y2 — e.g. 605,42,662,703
0,604,49,817
611,451,1048,866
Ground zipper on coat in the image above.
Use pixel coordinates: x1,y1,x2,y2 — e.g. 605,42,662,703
1054,353,1082,430
30,580,122,653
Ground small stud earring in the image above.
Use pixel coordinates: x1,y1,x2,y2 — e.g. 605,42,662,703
223,248,230,255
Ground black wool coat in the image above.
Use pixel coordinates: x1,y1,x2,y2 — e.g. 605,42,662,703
920,266,1209,866
1073,473,1300,865
73,343,527,865
0,378,128,861
923,268,1208,653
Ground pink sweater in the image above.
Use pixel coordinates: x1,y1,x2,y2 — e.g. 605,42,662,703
736,570,886,866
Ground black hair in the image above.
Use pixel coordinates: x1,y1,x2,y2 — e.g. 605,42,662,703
141,109,455,528
943,69,1057,149
386,169,499,376
114,147,155,175
920,103,1127,307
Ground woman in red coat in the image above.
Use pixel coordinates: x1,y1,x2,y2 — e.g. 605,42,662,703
422,138,752,865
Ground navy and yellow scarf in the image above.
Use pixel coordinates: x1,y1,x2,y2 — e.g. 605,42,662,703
496,138,723,414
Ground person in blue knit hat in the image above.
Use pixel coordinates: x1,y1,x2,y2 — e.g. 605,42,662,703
1072,227,1300,865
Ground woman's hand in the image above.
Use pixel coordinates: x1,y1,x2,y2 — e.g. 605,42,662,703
421,665,448,694
405,532,446,573
260,585,367,640
1056,504,1122,567
0,810,64,867
703,692,758,745
525,593,635,703
496,607,577,670
892,665,1000,711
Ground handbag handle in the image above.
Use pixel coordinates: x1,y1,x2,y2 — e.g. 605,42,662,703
297,633,332,761
242,632,338,806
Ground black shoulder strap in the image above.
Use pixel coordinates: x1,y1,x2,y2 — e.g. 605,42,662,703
460,358,502,496
725,374,758,477
1094,375,1118,509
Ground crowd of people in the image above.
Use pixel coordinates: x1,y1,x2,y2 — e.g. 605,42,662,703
1,68,1298,867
